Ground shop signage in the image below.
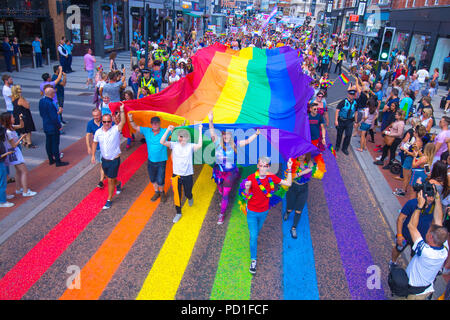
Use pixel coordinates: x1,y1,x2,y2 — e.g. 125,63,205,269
349,14,359,22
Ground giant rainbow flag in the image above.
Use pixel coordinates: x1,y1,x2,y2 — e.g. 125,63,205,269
110,43,318,161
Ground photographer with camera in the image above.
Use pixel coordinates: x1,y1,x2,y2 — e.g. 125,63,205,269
389,179,449,299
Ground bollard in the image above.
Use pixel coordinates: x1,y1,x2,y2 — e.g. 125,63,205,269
15,53,20,72
47,48,50,65
32,51,36,68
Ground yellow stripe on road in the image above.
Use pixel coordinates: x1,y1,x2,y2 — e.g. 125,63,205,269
136,165,216,300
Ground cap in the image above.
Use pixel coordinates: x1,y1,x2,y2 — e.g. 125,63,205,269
142,68,151,73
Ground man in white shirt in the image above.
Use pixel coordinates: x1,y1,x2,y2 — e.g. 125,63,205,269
417,67,429,91
160,124,203,223
91,102,126,210
405,188,448,300
2,74,13,112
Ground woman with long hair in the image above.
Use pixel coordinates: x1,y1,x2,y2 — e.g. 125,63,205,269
0,112,36,197
109,51,117,72
357,99,378,152
409,142,437,199
208,111,260,225
11,85,36,148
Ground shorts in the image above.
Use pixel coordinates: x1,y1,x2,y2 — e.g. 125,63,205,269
410,168,427,186
360,122,371,131
95,149,102,164
101,157,121,179
286,182,308,212
87,69,94,80
147,160,166,186
403,155,413,170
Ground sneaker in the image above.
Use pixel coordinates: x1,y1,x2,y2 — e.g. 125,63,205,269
0,201,14,208
290,227,298,239
173,213,182,223
60,153,64,159
103,200,112,210
151,191,160,202
97,181,104,188
217,214,225,225
22,190,37,197
6,194,14,200
382,163,392,170
188,198,193,207
116,181,122,195
249,260,257,275
376,156,382,161
160,191,167,203
15,188,23,194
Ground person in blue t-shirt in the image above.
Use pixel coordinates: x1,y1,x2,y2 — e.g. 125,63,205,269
390,184,436,268
32,36,43,68
128,114,169,203
400,89,415,121
86,108,105,188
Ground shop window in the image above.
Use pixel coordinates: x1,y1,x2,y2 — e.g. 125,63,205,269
430,38,450,81
409,34,431,69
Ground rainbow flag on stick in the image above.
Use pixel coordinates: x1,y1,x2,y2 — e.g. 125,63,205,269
339,73,349,85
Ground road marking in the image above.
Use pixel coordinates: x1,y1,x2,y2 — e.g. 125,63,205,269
60,158,173,300
136,165,216,300
210,166,253,300
0,144,148,300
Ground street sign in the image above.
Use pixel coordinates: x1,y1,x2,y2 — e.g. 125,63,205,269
356,0,367,17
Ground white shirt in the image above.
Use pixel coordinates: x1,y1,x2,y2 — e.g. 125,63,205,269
2,85,13,111
169,141,194,176
93,125,121,160
417,69,429,84
406,237,448,295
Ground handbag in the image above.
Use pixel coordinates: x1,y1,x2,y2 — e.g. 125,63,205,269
384,134,395,146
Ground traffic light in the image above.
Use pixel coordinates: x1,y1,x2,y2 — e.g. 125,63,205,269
367,34,381,61
378,27,395,62
150,9,160,41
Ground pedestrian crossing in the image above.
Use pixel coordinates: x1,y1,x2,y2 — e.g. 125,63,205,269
0,142,389,300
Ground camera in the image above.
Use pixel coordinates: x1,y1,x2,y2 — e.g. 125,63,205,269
412,180,435,197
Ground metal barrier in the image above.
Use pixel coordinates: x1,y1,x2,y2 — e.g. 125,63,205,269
47,48,50,65
32,51,36,68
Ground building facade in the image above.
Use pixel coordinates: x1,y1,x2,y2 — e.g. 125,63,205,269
290,0,326,26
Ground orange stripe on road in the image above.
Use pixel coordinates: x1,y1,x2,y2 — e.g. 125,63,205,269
59,158,173,300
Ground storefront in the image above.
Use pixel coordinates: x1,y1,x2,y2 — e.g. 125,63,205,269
0,0,51,57
389,6,450,85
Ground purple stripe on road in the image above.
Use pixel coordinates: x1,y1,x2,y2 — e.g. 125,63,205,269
321,149,385,300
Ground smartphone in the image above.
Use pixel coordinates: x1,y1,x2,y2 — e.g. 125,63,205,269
424,164,430,175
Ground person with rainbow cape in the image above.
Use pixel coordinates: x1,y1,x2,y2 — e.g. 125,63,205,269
208,111,260,225
239,156,293,275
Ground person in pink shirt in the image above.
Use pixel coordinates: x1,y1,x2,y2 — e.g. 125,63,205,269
433,116,450,165
84,48,96,90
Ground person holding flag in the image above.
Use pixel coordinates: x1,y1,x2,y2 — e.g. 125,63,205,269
241,156,293,275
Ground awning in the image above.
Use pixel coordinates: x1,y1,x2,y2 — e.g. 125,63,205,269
182,10,203,18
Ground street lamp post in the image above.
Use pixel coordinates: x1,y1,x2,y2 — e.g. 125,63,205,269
172,0,176,39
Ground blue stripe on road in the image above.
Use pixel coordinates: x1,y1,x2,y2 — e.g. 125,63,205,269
282,199,320,300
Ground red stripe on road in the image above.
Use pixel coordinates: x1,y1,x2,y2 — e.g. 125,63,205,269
0,145,147,300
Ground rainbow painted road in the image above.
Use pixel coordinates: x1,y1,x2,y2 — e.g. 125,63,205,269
0,145,388,300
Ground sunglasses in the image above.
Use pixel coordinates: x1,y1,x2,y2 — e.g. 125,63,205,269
102,120,112,123
258,164,270,168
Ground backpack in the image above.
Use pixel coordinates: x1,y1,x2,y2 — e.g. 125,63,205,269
388,265,409,297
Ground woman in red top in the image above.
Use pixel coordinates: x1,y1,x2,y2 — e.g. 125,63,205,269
242,156,292,275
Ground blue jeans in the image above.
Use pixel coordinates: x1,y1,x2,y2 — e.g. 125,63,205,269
246,208,269,260
0,162,7,203
35,52,43,67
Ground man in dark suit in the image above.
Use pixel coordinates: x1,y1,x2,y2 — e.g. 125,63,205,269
39,87,68,167
2,37,13,72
